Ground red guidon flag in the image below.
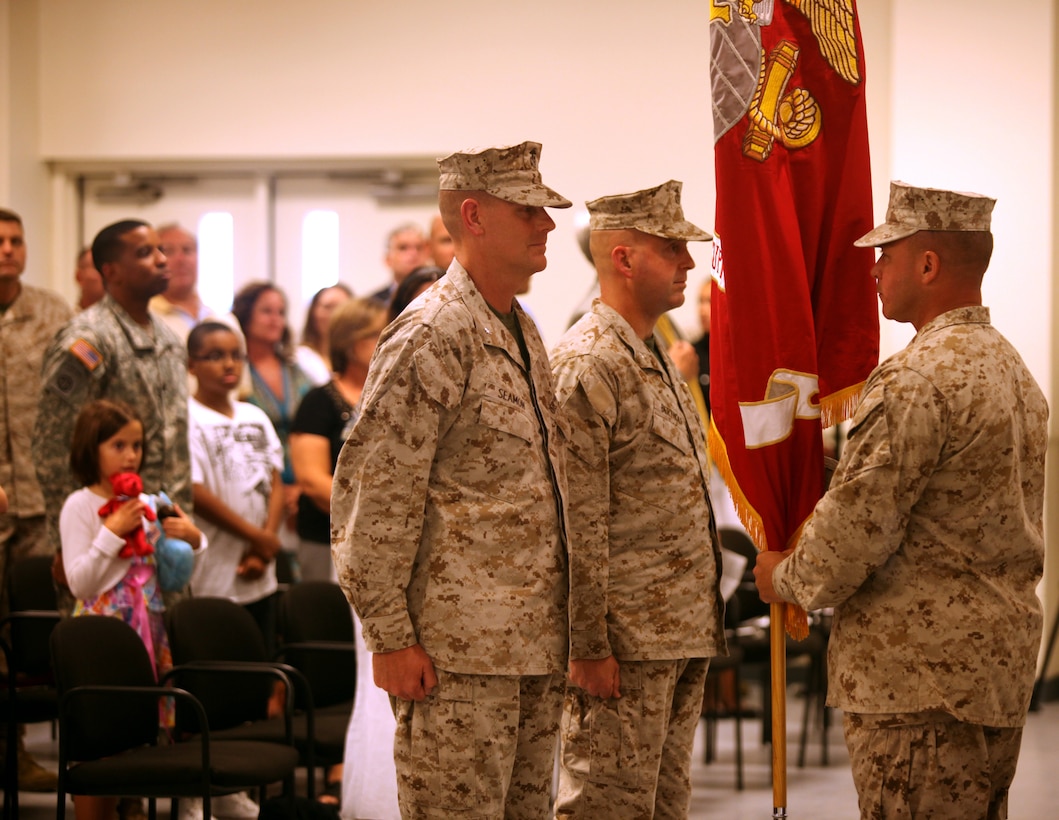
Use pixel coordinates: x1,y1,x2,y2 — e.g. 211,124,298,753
707,0,879,637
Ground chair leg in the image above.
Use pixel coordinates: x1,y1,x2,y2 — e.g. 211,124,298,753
6,720,19,820
702,674,715,764
797,651,827,767
702,665,745,790
732,665,744,791
820,664,830,766
798,662,812,768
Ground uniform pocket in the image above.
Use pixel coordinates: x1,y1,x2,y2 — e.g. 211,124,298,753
400,670,517,817
650,408,691,455
478,394,535,443
581,664,646,788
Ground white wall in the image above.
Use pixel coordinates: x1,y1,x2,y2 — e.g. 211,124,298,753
1,0,50,279
885,0,1054,389
26,0,1053,370
35,0,722,346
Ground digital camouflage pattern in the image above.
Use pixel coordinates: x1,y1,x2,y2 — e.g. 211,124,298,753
774,306,1048,728
551,299,723,819
551,300,726,662
436,141,572,209
1,284,73,627
34,294,192,548
0,284,73,517
586,180,713,241
331,262,569,676
393,669,564,819
854,180,995,247
554,658,709,820
844,711,1022,820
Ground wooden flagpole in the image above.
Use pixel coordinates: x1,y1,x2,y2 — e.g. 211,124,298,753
771,602,788,818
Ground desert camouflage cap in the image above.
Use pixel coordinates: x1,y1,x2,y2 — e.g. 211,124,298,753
586,180,713,241
854,180,995,247
436,141,572,209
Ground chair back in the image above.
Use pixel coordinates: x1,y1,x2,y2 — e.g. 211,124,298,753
279,582,356,709
6,555,60,680
165,596,274,731
50,615,160,761
719,527,770,624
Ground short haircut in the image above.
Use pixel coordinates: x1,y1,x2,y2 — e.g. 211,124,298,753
912,230,994,278
187,320,241,359
231,281,293,359
300,283,353,350
0,208,23,227
438,190,465,241
388,265,442,323
91,219,150,273
329,297,386,374
69,399,142,486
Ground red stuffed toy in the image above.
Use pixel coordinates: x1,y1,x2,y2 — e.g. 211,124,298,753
97,472,156,558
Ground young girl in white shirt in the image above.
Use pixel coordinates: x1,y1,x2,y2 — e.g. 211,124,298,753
59,399,204,820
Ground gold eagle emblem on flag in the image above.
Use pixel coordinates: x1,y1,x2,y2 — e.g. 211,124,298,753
710,0,860,161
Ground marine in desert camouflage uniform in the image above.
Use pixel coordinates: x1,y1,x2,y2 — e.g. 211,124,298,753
0,207,71,790
0,209,73,602
755,181,1049,820
550,181,726,820
35,220,191,595
331,141,571,820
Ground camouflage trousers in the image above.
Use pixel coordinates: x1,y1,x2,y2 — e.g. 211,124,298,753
844,711,1023,820
393,668,564,819
554,657,709,820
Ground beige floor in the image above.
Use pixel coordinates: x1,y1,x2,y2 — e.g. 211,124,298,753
10,684,1059,819
690,684,1059,819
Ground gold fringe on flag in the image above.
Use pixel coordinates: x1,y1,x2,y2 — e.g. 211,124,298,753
820,380,865,429
707,417,810,640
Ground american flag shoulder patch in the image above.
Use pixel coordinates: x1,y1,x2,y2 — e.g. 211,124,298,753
69,338,103,371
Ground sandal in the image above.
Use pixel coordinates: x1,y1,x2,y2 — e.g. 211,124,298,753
318,776,341,806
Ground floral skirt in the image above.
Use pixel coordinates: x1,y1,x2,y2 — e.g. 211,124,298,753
73,559,174,728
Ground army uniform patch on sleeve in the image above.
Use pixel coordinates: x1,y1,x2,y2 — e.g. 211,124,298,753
70,338,103,371
48,340,103,399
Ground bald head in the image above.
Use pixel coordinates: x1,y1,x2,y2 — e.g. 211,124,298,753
590,229,633,274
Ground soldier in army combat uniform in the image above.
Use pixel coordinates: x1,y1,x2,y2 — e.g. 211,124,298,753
331,142,571,820
550,181,726,819
35,220,191,596
755,181,1049,820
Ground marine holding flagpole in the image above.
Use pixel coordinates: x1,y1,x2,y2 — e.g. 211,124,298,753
755,181,1048,820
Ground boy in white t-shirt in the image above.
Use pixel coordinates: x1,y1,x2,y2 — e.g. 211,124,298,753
187,320,285,651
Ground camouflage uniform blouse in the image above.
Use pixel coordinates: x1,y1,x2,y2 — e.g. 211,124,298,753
0,284,73,517
331,263,569,677
551,300,726,662
34,294,191,524
774,306,1048,727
